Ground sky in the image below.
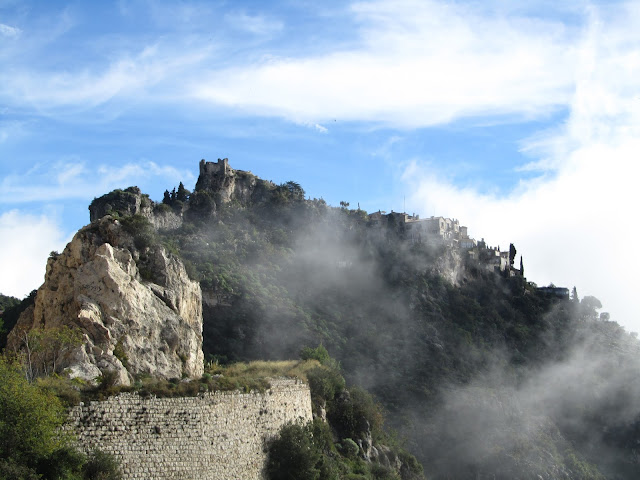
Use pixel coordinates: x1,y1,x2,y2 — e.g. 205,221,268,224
0,1,639,332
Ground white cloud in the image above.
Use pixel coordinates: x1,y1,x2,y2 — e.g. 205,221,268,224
0,160,195,204
0,42,210,111
193,0,577,127
0,23,21,37
403,3,640,332
0,210,70,298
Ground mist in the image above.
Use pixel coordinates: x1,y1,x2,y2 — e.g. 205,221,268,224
148,179,640,477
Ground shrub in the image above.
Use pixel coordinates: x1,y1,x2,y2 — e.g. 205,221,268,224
306,366,346,404
83,449,123,480
36,445,85,479
120,215,156,250
370,464,401,480
35,375,82,407
341,438,360,458
113,341,129,369
311,418,336,455
329,387,384,443
300,344,331,365
0,358,66,466
0,458,40,480
397,450,424,479
155,202,171,214
266,422,320,480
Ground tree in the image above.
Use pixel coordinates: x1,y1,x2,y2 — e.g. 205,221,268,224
266,422,320,480
176,182,190,202
571,286,579,303
300,344,331,366
339,200,350,209
163,190,171,204
580,296,603,320
520,256,524,277
509,243,517,267
283,181,305,201
0,357,66,467
13,325,82,382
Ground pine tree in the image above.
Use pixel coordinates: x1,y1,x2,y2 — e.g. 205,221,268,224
163,190,171,205
509,244,517,268
176,182,189,202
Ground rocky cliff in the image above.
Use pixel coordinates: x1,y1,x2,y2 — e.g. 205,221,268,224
89,186,184,231
8,215,203,385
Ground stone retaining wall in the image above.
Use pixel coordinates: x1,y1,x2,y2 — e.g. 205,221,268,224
66,378,312,479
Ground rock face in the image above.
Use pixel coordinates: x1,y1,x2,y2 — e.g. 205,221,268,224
89,187,153,223
194,158,273,207
90,187,184,231
433,246,464,285
8,216,203,385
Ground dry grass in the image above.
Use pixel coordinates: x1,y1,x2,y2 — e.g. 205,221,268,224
211,359,321,382
72,359,324,403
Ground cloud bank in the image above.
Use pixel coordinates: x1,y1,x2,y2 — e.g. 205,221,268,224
0,210,69,298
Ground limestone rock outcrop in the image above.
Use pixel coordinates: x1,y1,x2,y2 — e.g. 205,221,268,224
89,186,184,231
433,246,464,285
89,186,153,223
8,216,203,385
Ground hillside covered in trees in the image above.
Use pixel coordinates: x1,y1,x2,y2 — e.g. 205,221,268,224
3,159,640,479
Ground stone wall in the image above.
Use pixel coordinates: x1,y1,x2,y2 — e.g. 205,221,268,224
66,378,313,479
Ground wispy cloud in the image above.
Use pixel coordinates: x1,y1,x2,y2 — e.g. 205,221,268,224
0,1,580,128
0,160,195,204
224,12,283,36
0,40,211,112
0,22,21,37
193,0,577,127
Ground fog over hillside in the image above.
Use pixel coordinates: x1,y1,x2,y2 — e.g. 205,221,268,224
110,160,637,479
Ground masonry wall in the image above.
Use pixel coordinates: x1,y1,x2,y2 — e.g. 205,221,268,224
66,378,313,480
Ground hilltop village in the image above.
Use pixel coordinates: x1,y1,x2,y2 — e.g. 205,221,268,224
369,209,521,276
180,159,568,295
367,208,571,298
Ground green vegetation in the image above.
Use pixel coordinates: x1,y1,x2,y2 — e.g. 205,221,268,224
0,290,36,350
0,358,121,479
12,326,83,382
27,359,331,404
120,214,156,250
267,350,424,480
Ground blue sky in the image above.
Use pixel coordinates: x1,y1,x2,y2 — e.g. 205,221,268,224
1,1,639,332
